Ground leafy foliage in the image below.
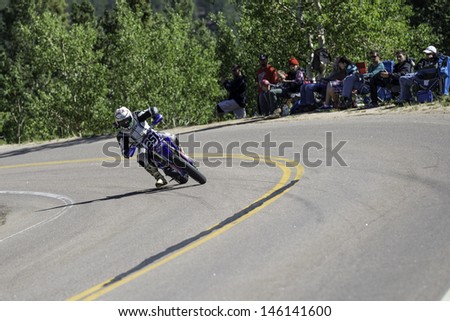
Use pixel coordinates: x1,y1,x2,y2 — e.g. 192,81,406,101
0,10,108,142
0,1,222,142
99,1,221,127
212,0,443,114
0,0,447,143
410,0,450,55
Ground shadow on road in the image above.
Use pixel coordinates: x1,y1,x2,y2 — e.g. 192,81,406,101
102,178,300,288
36,184,199,213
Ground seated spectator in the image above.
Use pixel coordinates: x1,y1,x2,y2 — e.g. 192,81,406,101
315,56,358,111
366,50,413,108
291,56,348,114
281,57,305,97
256,54,279,115
396,45,442,106
339,50,385,109
259,79,280,116
269,58,306,115
216,64,247,119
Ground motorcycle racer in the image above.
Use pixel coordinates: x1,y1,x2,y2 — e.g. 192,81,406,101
114,106,175,188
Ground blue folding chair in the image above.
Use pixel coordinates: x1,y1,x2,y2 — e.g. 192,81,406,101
377,60,395,102
413,55,449,102
439,55,450,95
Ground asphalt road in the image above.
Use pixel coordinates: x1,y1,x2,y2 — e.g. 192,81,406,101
1,112,449,300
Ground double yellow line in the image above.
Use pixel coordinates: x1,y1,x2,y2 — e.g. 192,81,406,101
1,153,304,300
67,154,303,301
0,157,115,170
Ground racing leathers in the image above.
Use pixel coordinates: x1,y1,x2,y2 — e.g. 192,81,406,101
115,107,169,187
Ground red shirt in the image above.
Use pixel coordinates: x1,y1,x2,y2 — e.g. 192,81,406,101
256,64,279,93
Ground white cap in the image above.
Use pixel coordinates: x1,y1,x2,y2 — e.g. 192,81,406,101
423,46,437,54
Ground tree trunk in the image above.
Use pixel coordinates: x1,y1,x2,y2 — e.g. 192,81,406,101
305,0,326,81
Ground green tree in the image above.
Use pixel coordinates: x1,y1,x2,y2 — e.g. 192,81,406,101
0,1,39,143
100,1,221,127
71,0,96,25
67,0,114,16
212,0,310,114
209,11,240,78
0,0,34,53
0,2,108,142
24,11,109,137
410,0,450,55
212,0,441,114
0,54,37,143
36,0,67,16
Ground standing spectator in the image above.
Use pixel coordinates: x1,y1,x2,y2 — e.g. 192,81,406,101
366,50,413,108
396,45,442,106
216,65,247,119
339,50,385,109
256,54,279,115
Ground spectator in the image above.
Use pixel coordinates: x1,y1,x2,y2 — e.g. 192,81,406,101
256,54,279,115
216,64,247,119
315,56,358,111
267,57,305,116
259,79,280,116
396,45,442,106
281,57,305,97
291,56,351,114
366,50,413,108
339,50,385,109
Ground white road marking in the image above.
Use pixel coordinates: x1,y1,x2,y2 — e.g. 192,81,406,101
442,288,450,301
0,191,74,243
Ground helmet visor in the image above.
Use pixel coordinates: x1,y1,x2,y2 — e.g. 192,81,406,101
117,116,132,128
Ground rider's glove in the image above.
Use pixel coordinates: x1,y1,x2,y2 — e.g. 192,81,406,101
148,106,159,116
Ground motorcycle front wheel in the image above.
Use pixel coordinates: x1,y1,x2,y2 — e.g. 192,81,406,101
172,155,207,185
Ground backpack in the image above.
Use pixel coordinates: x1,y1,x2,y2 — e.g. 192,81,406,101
312,47,331,72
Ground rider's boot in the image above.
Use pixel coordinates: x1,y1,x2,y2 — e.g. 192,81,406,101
145,164,168,188
155,177,168,188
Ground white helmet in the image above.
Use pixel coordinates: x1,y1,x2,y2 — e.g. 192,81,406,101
115,106,133,129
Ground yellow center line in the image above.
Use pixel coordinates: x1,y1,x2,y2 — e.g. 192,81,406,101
67,154,303,301
1,153,304,300
0,157,117,169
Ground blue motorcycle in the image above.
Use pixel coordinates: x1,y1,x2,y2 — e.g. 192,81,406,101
138,114,206,185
